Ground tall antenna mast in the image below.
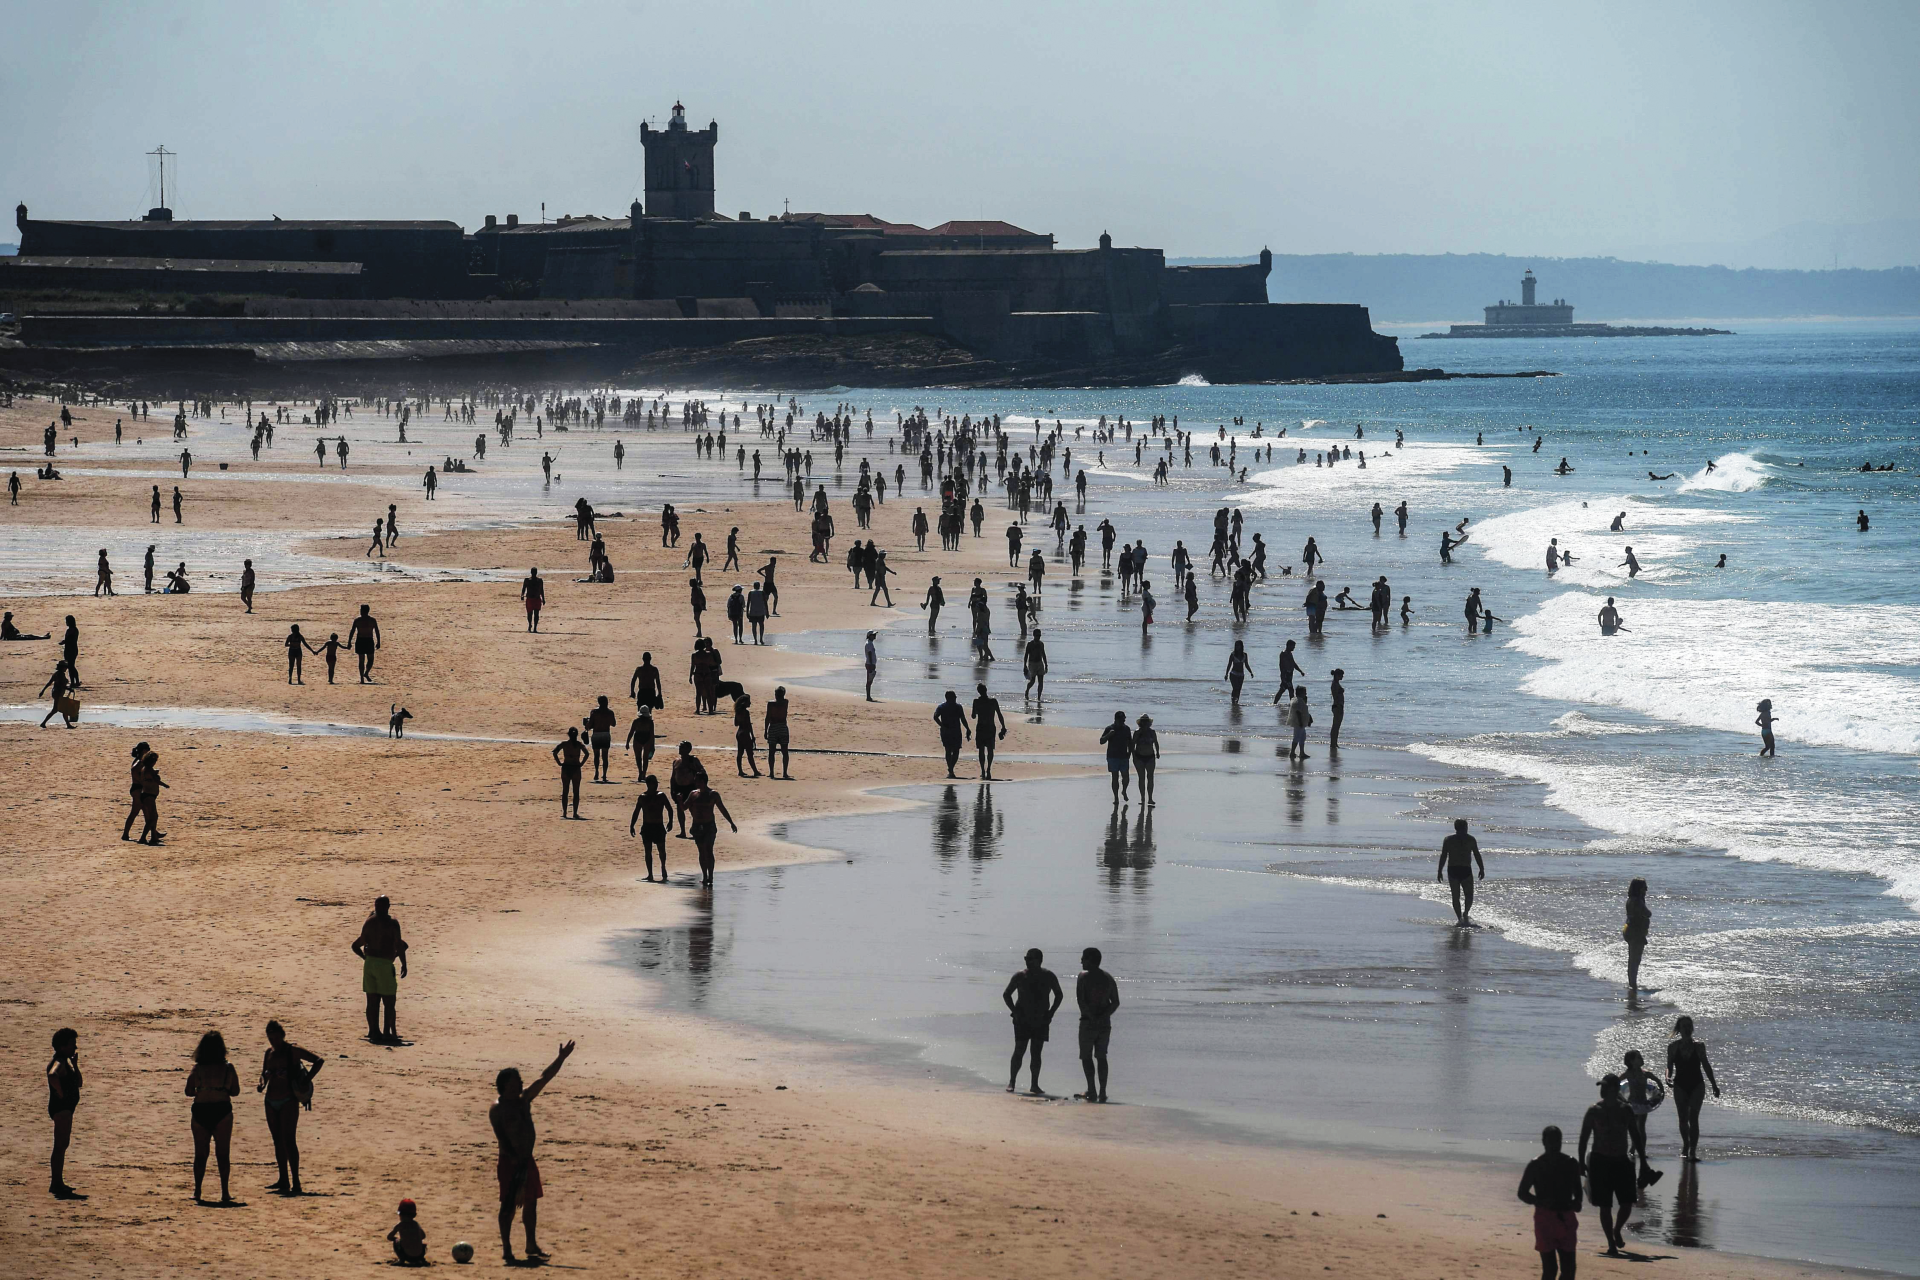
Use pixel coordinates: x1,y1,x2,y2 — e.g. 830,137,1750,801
148,144,172,209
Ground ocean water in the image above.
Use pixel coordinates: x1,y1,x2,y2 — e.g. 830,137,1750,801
604,322,1919,1272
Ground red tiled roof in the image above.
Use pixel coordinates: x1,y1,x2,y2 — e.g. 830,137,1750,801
785,213,930,234
927,220,1038,238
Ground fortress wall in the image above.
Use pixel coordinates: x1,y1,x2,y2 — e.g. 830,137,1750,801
0,257,364,299
19,221,468,297
1163,263,1268,305
1166,303,1403,378
17,313,945,352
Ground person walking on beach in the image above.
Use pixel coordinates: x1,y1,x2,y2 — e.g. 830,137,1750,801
689,578,707,637
631,652,664,713
1099,711,1134,804
586,696,618,782
348,605,381,682
257,1020,323,1196
1579,1074,1647,1256
1023,629,1049,701
1666,1016,1720,1161
972,683,1009,780
1438,819,1485,925
920,575,945,632
132,749,167,843
521,568,546,633
629,775,673,881
492,1040,576,1266
284,625,316,684
933,690,970,778
732,693,760,778
1003,949,1063,1096
1754,699,1777,757
683,782,737,886
1130,715,1160,806
1623,878,1651,992
747,580,768,643
185,1030,241,1205
1076,947,1119,1103
1517,1124,1583,1280
1224,640,1253,702
864,631,880,701
38,659,76,729
144,544,156,593
553,727,587,818
240,559,256,613
94,549,115,597
669,742,708,838
47,1027,83,1199
351,896,408,1044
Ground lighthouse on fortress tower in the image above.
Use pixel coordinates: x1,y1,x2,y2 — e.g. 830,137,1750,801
639,102,718,220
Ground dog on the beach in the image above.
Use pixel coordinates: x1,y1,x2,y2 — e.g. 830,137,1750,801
388,704,413,738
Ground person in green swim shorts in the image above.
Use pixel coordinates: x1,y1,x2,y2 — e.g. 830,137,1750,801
351,895,410,1044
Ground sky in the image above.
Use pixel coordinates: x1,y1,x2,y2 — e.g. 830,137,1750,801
4,0,1918,268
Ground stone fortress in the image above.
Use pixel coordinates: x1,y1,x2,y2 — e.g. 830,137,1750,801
5,104,1404,383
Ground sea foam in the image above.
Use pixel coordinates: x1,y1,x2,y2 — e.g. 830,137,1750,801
1679,451,1774,493
1506,592,1920,757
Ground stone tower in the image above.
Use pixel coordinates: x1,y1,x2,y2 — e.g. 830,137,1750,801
639,102,718,220
1521,269,1537,306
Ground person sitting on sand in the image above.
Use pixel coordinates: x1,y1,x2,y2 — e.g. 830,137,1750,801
388,1198,428,1266
3,611,51,640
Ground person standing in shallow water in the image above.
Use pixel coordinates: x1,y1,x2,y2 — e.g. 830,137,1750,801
351,896,408,1044
1328,668,1345,753
1623,878,1651,992
1754,699,1777,757
1579,1074,1646,1257
1437,818,1484,925
185,1030,241,1205
1075,947,1119,1103
1666,1015,1721,1161
1003,948,1063,1096
47,1027,83,1199
1099,711,1134,803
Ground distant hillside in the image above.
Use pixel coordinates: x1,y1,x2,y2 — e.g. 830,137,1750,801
1172,253,1920,322
0,243,16,256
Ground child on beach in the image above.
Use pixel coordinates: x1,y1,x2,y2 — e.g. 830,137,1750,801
387,1198,427,1265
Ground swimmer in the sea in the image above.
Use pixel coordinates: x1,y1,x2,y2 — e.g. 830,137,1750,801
1649,471,1676,480
1620,546,1642,578
1554,458,1574,474
1610,511,1626,532
1598,597,1625,635
1714,554,1727,568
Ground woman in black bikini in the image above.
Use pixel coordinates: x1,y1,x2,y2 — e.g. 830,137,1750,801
1665,1015,1721,1160
186,1030,241,1204
258,1020,324,1195
48,1027,83,1198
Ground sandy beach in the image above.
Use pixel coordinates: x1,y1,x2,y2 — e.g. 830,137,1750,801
0,395,1855,1278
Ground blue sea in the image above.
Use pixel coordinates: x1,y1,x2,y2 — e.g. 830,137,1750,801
608,320,1920,1274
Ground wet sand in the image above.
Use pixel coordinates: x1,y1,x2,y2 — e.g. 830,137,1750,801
0,396,1849,1277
